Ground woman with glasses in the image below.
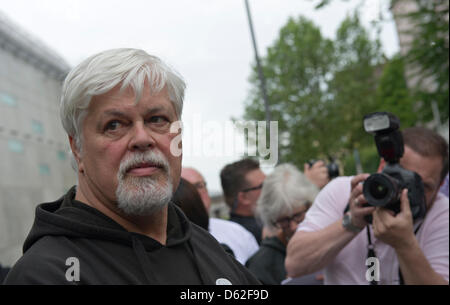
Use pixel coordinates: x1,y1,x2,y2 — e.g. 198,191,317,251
245,164,319,284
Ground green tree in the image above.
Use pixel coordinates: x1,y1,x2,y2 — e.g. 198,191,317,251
244,13,388,173
327,12,384,155
244,16,335,166
375,54,417,127
314,0,449,123
394,0,449,123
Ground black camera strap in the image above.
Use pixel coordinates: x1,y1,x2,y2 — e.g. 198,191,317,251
366,222,423,285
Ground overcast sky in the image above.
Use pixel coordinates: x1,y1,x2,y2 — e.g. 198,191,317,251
1,0,399,194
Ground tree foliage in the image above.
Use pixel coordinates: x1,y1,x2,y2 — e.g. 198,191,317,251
375,55,417,127
244,13,388,173
327,12,384,153
244,16,335,166
314,0,449,123
243,2,448,175
394,0,449,123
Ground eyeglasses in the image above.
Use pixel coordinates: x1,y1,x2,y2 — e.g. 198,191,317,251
241,183,263,193
193,181,207,190
273,210,308,229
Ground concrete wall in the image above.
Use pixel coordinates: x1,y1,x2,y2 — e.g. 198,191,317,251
0,32,76,267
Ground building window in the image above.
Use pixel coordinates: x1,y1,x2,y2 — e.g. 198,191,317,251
0,92,16,106
39,164,51,176
8,139,24,153
32,120,44,134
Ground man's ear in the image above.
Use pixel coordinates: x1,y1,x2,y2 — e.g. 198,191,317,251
68,135,83,173
237,191,248,206
377,158,386,173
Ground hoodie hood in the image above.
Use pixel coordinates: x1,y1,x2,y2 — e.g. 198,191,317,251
23,186,192,253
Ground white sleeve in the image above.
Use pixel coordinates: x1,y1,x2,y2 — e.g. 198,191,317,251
298,176,353,233
418,194,449,281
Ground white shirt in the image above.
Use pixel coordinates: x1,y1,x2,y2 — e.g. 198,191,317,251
209,218,259,265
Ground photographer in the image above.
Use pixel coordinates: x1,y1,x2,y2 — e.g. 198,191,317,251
285,126,449,285
304,159,339,189
304,160,331,189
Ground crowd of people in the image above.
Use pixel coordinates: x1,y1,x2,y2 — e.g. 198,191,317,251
1,48,448,285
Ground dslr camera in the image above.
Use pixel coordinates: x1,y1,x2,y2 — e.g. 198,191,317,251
308,159,340,180
362,112,426,223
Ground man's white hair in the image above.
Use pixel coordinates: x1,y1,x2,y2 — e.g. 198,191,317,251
256,163,319,231
60,48,186,153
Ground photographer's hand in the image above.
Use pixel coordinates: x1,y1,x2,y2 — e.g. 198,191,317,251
373,189,448,284
348,174,375,230
304,161,329,188
372,189,415,250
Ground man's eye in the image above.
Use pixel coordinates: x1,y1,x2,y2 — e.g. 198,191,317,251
149,116,169,124
105,120,122,131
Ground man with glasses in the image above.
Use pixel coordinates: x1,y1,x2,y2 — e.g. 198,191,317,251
220,159,266,244
245,164,319,284
181,168,211,212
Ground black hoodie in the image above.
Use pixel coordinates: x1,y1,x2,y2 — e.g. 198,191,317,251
4,187,260,285
245,236,286,285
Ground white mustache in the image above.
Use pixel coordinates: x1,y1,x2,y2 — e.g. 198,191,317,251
118,150,169,179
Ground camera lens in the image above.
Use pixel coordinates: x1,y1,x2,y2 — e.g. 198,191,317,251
363,173,400,208
370,182,388,199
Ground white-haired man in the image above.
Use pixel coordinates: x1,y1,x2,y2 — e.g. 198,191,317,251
4,48,260,285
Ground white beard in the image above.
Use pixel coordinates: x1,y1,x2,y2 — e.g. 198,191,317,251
115,150,173,216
